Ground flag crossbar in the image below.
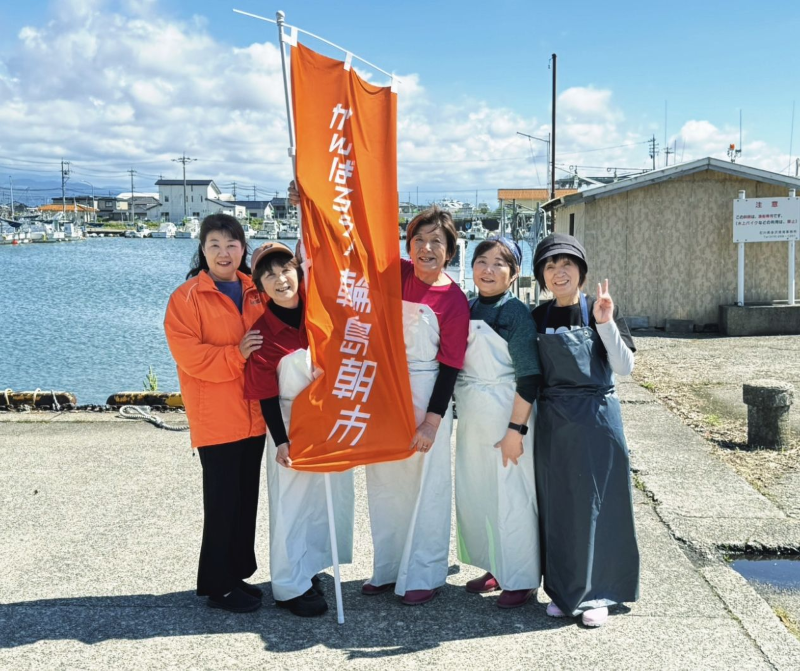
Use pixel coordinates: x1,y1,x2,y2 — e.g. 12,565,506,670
233,9,399,82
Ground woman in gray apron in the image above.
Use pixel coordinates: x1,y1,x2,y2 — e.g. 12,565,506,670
531,233,639,628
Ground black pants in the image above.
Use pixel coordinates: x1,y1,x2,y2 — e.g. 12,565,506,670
196,434,266,597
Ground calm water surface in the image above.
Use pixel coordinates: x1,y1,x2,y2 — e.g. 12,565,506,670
1,236,534,404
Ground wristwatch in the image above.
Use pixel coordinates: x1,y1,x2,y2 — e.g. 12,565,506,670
508,422,528,435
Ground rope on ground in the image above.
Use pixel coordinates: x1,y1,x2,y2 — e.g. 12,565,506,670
118,405,189,432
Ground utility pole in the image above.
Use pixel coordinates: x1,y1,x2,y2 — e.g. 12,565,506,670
127,169,137,225
60,160,70,230
9,177,13,221
550,53,557,203
648,136,659,171
664,144,674,166
253,185,257,201
232,181,237,199
172,153,197,221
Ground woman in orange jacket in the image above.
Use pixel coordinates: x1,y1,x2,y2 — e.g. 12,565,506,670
164,213,267,613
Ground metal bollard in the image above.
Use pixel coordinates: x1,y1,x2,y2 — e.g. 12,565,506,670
742,380,794,449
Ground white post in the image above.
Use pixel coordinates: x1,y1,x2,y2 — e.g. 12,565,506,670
791,240,797,306
324,473,345,624
737,190,746,306
275,11,343,624
275,11,309,286
790,189,797,306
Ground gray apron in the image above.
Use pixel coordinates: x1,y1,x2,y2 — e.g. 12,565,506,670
535,294,639,616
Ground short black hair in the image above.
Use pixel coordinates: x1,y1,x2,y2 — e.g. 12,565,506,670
186,214,251,279
253,250,303,292
535,253,587,290
471,238,520,277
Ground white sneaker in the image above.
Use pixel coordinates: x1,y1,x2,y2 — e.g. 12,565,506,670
581,607,608,627
546,601,567,618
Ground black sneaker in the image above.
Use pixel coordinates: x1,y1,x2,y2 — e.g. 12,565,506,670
238,580,263,599
311,574,324,596
276,588,328,617
207,587,262,613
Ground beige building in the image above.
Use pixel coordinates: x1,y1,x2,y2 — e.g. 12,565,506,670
543,158,800,328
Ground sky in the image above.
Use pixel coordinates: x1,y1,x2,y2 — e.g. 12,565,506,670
0,0,799,207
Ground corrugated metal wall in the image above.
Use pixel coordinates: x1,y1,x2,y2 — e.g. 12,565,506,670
552,170,799,326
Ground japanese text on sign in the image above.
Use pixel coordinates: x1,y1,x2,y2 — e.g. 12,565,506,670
324,102,377,447
733,197,800,243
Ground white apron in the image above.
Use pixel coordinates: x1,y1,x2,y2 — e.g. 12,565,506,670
454,318,540,590
266,348,355,601
365,300,454,595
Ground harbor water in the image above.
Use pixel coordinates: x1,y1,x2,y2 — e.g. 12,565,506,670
1,236,536,404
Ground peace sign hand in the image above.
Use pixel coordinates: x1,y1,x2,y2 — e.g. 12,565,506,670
593,278,614,324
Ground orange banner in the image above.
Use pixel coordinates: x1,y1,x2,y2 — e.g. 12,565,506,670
287,43,415,472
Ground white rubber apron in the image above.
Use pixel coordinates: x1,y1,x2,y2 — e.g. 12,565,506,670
454,319,540,590
266,348,355,601
365,300,454,595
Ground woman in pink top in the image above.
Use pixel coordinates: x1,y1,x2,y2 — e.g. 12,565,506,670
362,207,469,605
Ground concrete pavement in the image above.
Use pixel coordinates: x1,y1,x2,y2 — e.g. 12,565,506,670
1,387,799,669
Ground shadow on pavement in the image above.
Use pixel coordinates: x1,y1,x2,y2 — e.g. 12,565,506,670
0,580,582,657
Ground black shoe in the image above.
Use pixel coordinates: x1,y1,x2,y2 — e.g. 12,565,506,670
311,574,324,596
207,587,262,613
238,580,263,599
276,588,328,617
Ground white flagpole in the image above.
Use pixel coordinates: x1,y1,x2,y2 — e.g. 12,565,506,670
274,9,345,626
324,472,345,624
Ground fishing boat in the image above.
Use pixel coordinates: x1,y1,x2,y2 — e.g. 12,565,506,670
242,223,257,239
124,223,151,238
467,220,488,241
152,222,177,238
175,218,200,239
63,222,84,240
278,220,299,240
256,219,281,240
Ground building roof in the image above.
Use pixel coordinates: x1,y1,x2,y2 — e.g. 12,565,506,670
39,204,97,212
497,189,578,201
117,193,160,200
543,157,800,210
232,200,274,208
155,179,214,186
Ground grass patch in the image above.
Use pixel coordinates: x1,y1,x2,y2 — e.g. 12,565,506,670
640,381,656,392
705,413,722,427
773,606,800,641
632,473,646,492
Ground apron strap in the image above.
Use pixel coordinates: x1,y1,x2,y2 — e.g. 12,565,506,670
543,293,590,330
470,293,512,333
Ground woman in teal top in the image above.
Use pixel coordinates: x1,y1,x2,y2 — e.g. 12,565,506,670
455,237,542,609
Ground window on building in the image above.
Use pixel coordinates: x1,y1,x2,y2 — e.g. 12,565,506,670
191,196,194,202
165,195,169,203
105,201,114,208
193,212,200,217
200,196,204,202
569,213,575,236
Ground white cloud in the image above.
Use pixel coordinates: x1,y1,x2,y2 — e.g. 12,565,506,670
0,1,795,205
672,120,792,173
